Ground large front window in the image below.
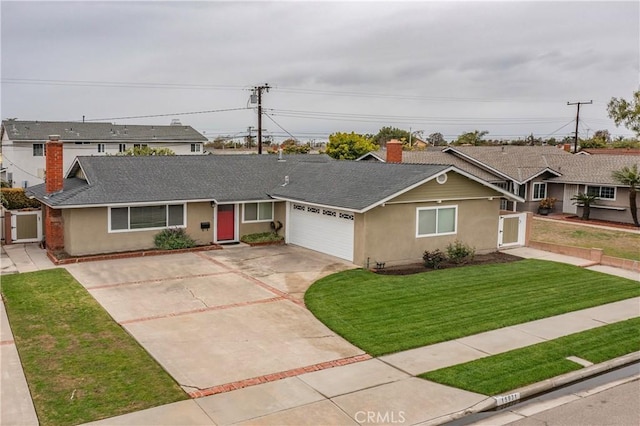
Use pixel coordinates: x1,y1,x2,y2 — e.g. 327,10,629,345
243,202,273,222
109,204,185,232
587,185,615,200
416,206,457,237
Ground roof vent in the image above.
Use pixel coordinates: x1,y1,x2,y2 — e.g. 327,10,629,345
277,148,285,162
282,175,289,186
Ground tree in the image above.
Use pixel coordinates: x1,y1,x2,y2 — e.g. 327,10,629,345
371,126,411,148
579,138,607,149
453,130,489,146
607,91,640,136
326,132,378,160
119,146,175,156
571,192,598,221
612,164,640,226
280,138,311,154
427,132,447,146
592,129,611,143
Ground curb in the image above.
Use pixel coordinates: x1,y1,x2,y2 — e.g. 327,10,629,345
422,351,640,426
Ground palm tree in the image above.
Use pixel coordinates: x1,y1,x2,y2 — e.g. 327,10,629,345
571,192,598,221
612,164,640,226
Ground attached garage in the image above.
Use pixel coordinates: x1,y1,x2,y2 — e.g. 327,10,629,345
288,202,355,262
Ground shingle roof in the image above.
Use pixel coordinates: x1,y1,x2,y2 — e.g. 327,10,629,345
27,155,333,206
27,155,462,211
1,120,207,142
443,146,572,183
546,154,639,186
396,149,502,182
270,162,450,211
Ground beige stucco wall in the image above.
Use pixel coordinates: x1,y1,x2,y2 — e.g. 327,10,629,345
392,172,502,202
354,199,501,266
238,201,286,238
63,201,214,256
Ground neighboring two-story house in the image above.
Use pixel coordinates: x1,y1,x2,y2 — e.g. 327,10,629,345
0,119,207,187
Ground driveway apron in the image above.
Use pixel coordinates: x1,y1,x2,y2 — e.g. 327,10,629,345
64,246,364,393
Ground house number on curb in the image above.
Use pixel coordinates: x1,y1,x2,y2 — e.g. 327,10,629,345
494,392,520,406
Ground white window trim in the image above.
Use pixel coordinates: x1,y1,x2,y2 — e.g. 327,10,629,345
191,143,201,152
97,143,106,153
585,185,616,201
531,182,547,201
416,205,458,238
108,203,187,233
242,202,274,223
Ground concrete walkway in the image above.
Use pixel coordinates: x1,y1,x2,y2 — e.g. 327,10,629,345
1,244,639,425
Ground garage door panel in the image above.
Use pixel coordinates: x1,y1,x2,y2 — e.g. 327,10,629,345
289,204,354,262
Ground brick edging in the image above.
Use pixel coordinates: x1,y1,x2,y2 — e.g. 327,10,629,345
47,244,223,265
188,353,372,398
529,240,640,272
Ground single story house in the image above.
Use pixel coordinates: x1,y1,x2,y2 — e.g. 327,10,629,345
27,137,524,266
1,119,207,188
361,143,639,225
544,155,640,223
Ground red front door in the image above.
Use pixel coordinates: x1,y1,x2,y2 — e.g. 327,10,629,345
217,204,235,241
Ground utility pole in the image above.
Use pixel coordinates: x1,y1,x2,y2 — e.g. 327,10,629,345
252,84,271,154
567,100,592,153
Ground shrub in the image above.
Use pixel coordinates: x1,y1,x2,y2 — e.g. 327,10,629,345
240,232,283,243
423,249,447,269
1,188,41,210
446,240,476,264
153,228,196,250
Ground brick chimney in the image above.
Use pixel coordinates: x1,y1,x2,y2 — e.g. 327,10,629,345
46,135,64,194
44,135,65,252
563,143,572,153
386,139,403,163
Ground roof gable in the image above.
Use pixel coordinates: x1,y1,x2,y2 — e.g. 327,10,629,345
442,146,568,184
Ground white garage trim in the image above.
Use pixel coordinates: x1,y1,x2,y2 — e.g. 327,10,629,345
287,202,355,262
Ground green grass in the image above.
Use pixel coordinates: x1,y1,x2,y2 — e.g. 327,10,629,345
421,317,640,395
1,269,188,426
532,219,640,260
305,260,640,356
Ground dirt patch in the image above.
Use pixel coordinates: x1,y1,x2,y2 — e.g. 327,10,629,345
375,252,523,275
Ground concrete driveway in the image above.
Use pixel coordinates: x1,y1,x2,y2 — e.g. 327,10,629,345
65,245,363,394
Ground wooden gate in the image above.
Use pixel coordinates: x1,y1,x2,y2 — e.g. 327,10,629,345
498,212,526,248
10,210,43,243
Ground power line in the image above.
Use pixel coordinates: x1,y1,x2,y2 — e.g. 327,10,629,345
567,100,593,152
2,78,247,91
263,113,298,142
80,107,251,122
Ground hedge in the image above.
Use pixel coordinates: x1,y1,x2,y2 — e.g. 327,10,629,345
1,188,41,210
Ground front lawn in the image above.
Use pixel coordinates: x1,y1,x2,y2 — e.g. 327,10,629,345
305,260,640,356
1,269,188,426
532,218,640,261
421,317,640,395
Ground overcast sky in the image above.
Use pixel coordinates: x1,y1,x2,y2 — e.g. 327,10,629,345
1,0,638,142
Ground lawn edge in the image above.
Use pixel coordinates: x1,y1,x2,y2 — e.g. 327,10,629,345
422,351,640,426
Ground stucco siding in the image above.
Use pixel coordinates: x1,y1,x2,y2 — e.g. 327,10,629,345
238,201,286,238
64,202,213,256
391,172,502,203
354,198,501,266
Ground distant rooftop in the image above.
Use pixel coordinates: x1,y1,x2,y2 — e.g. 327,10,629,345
1,119,207,142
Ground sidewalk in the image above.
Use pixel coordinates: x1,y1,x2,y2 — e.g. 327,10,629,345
1,243,56,275
1,244,638,426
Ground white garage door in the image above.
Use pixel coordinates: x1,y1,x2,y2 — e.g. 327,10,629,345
289,203,355,262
